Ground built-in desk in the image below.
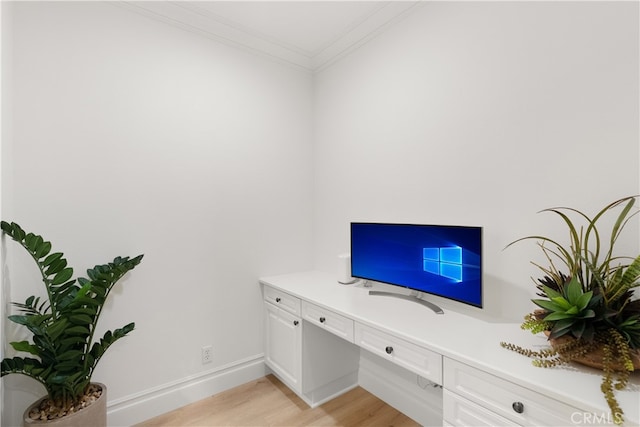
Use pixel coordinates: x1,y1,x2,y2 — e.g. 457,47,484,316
260,271,640,426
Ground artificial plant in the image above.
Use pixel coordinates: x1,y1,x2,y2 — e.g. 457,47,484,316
0,221,143,420
501,196,640,425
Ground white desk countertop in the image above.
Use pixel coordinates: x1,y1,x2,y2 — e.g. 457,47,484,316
260,270,640,426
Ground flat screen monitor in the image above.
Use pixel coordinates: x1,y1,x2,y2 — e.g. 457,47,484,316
350,222,482,308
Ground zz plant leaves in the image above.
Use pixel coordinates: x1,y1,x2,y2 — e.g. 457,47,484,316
0,221,143,409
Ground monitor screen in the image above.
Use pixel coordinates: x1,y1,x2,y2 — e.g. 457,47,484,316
350,222,482,308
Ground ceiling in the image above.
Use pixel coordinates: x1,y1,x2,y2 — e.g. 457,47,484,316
118,1,422,71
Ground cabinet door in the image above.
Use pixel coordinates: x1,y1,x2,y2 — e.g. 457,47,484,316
264,302,302,393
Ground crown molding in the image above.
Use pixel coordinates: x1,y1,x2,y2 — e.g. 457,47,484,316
114,1,422,72
312,1,422,72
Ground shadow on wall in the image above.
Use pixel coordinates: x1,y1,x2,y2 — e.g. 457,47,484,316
480,274,532,323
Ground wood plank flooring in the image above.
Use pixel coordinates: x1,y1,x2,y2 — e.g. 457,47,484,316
136,374,420,427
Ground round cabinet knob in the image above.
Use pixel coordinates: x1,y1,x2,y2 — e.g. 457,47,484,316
275,297,281,303
319,317,326,323
385,346,394,354
512,401,524,414
293,320,299,326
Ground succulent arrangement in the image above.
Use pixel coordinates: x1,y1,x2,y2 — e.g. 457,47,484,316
0,221,143,421
501,196,640,425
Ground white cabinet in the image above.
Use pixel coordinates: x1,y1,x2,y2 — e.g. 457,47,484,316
264,299,302,393
260,272,639,427
443,358,584,427
263,285,359,408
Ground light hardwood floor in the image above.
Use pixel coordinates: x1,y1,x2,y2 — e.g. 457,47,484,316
136,374,420,427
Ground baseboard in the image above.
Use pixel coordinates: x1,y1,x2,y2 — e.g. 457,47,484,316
107,354,268,426
358,350,443,427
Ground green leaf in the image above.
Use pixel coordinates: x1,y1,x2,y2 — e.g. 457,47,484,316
52,268,73,285
45,258,67,276
575,291,593,311
1,357,43,376
69,314,93,325
549,319,574,338
67,307,96,317
56,350,84,361
8,314,47,327
571,321,586,339
550,296,572,311
532,299,562,312
542,285,563,300
47,318,69,341
565,305,579,315
84,354,95,369
578,309,595,319
64,326,90,336
25,233,40,252
10,341,40,356
35,241,52,259
59,336,86,347
75,296,101,307
565,277,583,303
544,312,574,321
43,252,63,267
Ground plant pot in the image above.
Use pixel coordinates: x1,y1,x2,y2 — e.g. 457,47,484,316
23,383,106,427
548,335,640,371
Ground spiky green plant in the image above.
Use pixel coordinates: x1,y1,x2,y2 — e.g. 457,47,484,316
533,277,602,341
502,196,640,425
505,195,640,347
0,221,143,415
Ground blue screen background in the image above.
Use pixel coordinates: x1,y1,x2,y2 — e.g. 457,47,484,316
351,223,482,307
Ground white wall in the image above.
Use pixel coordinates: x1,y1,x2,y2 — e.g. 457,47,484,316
4,2,313,425
313,1,639,320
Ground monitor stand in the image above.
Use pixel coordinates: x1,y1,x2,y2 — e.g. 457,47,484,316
368,290,444,314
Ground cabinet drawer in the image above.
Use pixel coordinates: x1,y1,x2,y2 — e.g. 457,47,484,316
263,286,301,316
444,389,518,427
355,323,442,384
444,358,581,426
301,301,354,342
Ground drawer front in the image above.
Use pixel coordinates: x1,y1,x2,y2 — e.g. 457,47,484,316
263,286,301,316
444,389,519,427
302,301,354,342
444,358,581,426
355,323,442,384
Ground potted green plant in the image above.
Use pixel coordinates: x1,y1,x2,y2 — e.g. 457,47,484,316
0,221,143,426
501,196,640,425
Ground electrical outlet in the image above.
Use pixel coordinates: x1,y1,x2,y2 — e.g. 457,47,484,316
201,345,213,364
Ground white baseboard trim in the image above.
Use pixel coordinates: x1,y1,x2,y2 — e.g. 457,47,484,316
107,354,268,426
358,350,443,427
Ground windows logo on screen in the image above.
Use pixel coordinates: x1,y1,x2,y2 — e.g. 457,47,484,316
423,246,462,282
